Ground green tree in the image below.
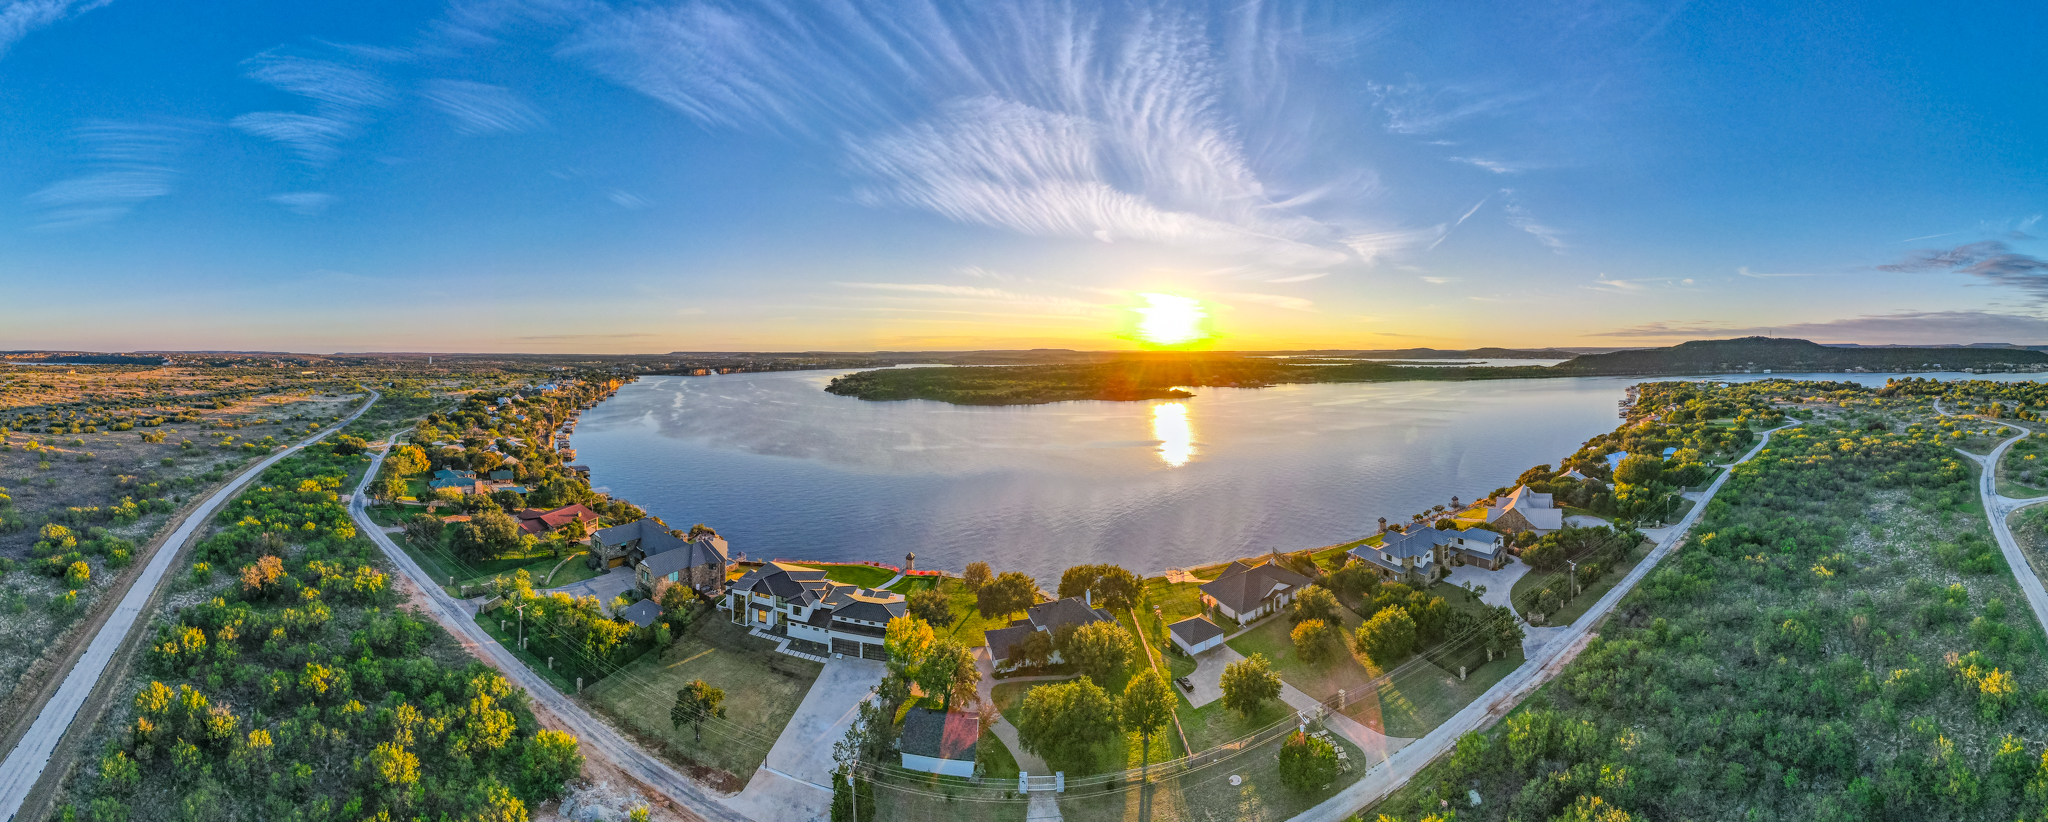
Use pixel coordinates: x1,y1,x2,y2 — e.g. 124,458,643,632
671,679,727,743
1090,565,1142,610
961,562,993,594
1355,606,1417,666
387,444,429,476
1012,630,1054,669
1220,653,1282,718
1614,453,1664,486
375,474,408,503
884,615,937,680
452,507,524,562
1057,620,1134,683
514,729,583,802
1291,585,1340,625
1291,618,1338,665
1016,678,1118,771
1119,669,1174,771
976,571,1038,621
907,587,954,627
1277,730,1338,792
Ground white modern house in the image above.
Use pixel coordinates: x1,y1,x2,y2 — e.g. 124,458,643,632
724,562,905,660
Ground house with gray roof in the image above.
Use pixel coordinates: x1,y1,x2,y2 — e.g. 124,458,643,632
1350,525,1509,586
725,561,906,660
1486,485,1563,534
1198,560,1312,623
1168,616,1225,655
983,594,1118,671
617,599,662,631
899,707,978,777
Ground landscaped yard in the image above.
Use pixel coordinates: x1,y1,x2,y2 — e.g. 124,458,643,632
1052,711,1362,822
1223,607,1372,704
932,576,1028,647
583,617,824,781
787,562,899,589
1348,648,1524,739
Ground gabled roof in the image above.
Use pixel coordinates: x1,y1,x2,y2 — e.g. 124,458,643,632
899,708,978,762
832,596,906,624
1379,528,1447,560
618,599,662,628
985,624,1036,662
431,469,475,480
1025,597,1115,636
1198,561,1312,616
1168,616,1223,647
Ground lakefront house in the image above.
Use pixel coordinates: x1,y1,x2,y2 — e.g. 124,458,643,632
724,562,906,660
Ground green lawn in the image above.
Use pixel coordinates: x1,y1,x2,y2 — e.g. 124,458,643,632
473,610,577,693
933,577,1027,648
2001,437,2048,497
978,732,1021,780
1053,723,1363,822
1223,608,1373,704
540,553,601,587
788,562,899,589
583,617,823,782
991,668,1179,776
1174,693,1292,754
887,574,939,593
1347,648,1524,739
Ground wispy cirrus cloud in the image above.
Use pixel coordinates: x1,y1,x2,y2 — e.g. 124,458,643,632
1500,189,1563,251
0,0,108,60
1878,240,2048,301
421,79,546,134
1365,80,1526,135
268,192,336,215
559,0,1357,271
230,48,393,164
1590,311,2048,344
27,120,188,229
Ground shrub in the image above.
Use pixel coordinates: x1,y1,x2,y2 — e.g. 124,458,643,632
1355,606,1417,666
1277,730,1339,792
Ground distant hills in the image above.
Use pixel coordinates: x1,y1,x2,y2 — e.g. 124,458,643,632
1553,337,2048,375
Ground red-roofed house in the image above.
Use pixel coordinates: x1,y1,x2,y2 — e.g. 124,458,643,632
516,504,600,536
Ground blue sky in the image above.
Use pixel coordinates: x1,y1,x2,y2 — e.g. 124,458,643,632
2,0,2045,352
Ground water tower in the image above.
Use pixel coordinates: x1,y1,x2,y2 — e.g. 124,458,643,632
905,552,916,572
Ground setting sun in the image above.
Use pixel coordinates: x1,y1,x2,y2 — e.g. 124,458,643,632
1132,293,1211,347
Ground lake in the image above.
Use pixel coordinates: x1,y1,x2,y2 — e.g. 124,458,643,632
570,368,2041,582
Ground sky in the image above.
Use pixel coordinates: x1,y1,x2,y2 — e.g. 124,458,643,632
2,0,2046,353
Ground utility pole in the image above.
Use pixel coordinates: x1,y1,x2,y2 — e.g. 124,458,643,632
849,753,858,822
1566,559,1579,598
515,602,527,650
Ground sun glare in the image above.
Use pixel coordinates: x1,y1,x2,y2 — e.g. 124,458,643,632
1133,293,1209,347
1152,401,1195,467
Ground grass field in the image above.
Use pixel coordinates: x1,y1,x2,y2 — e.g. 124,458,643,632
1349,648,1524,739
786,562,899,588
583,617,823,781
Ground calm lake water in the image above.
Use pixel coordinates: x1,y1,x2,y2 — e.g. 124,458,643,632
571,368,2044,582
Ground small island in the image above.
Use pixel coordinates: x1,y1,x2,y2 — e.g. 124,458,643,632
823,338,2048,405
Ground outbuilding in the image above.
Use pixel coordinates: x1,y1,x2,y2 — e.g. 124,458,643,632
1167,616,1225,655
899,707,979,777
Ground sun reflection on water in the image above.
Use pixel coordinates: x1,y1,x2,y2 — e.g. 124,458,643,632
1153,401,1195,467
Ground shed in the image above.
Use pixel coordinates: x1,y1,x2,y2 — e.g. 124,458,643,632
1167,616,1225,655
899,707,978,777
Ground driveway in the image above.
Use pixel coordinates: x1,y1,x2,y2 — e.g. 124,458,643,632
970,647,1057,776
1564,514,1612,528
1183,643,1412,768
724,656,887,822
545,565,636,614
1441,559,1529,611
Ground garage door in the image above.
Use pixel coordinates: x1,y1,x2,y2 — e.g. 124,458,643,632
831,638,861,657
861,642,887,661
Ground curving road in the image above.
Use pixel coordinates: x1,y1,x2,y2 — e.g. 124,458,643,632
1954,423,2048,639
347,438,751,822
1294,421,1800,822
0,391,379,821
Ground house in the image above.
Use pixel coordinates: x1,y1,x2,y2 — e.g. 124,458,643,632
898,708,978,777
983,595,1119,670
431,469,476,481
1487,485,1563,534
1168,616,1225,655
725,562,905,660
1198,560,1311,623
516,504,599,536
488,470,515,482
617,599,662,635
427,477,488,495
635,533,732,598
1350,526,1508,586
592,518,730,595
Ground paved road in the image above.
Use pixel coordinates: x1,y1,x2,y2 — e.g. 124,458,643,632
1292,422,1799,822
1955,426,2048,639
0,392,379,822
347,438,753,822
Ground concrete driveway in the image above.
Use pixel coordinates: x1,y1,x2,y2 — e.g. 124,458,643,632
724,656,887,822
1441,559,1530,611
1564,514,1612,528
544,565,636,614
